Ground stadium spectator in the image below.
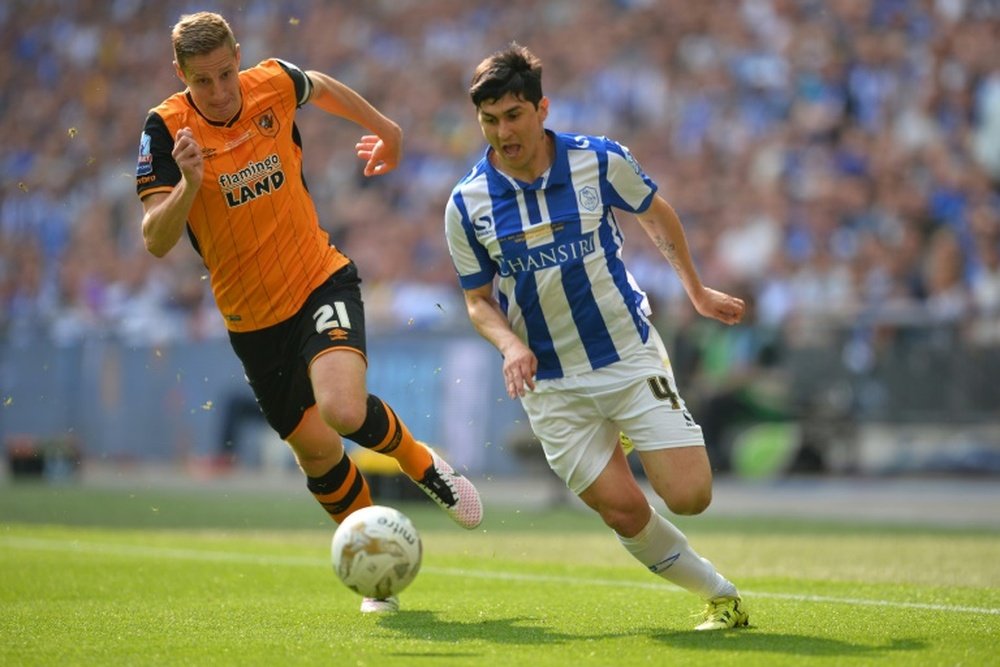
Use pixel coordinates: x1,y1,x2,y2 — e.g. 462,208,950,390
1,0,998,444
0,1,998,346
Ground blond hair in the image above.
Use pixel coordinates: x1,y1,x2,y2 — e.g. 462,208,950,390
171,11,236,71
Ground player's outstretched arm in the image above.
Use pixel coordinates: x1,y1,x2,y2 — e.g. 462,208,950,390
635,194,745,326
304,70,402,176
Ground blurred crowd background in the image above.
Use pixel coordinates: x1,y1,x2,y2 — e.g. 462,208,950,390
2,0,999,473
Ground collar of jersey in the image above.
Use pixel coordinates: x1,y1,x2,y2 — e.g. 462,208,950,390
485,129,569,192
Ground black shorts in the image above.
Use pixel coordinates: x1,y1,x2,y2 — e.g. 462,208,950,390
228,262,367,439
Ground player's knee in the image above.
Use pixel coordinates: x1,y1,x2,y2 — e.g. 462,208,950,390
600,508,642,536
596,500,651,536
664,486,712,516
317,396,367,435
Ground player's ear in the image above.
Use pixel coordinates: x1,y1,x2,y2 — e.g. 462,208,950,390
538,96,550,122
233,43,241,67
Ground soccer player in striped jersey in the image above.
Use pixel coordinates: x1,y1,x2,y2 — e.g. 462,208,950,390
445,43,748,630
135,11,481,613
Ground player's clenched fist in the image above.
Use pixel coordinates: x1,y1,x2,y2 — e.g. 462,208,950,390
172,127,204,186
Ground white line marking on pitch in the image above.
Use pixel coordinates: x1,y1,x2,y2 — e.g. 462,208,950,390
427,566,1000,616
3,536,997,616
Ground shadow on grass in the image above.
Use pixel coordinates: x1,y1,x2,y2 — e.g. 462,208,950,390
377,610,623,646
652,629,925,658
377,612,925,660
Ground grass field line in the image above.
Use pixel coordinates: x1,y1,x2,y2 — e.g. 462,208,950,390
432,566,1000,616
4,535,998,617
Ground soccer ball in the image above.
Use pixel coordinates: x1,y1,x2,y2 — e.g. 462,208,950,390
331,505,422,599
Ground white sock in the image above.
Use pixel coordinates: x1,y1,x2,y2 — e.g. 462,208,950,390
616,506,737,600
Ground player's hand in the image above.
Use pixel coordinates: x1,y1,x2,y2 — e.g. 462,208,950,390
692,286,746,326
501,341,537,399
172,127,204,188
355,134,401,176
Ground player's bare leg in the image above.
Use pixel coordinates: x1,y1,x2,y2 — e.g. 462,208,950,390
311,349,482,529
579,443,745,628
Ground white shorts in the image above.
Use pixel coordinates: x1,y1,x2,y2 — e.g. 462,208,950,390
520,328,704,495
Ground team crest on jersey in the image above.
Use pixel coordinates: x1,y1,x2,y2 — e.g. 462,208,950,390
578,185,599,212
254,108,279,137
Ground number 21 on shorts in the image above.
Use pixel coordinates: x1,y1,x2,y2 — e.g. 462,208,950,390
313,301,352,333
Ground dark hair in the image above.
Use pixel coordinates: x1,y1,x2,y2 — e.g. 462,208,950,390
469,42,543,108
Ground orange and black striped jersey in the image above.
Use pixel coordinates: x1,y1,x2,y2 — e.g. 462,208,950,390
135,59,350,332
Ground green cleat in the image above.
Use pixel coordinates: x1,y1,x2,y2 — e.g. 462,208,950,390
694,595,749,631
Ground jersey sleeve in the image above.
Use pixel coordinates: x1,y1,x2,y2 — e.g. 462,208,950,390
274,58,313,107
135,112,179,200
601,138,658,214
445,191,496,290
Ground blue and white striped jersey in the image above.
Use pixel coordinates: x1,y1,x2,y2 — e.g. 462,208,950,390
445,131,659,380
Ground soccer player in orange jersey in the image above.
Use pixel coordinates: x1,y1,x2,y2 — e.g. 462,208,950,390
135,11,481,613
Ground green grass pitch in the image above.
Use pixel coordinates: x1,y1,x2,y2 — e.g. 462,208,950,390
1,481,997,666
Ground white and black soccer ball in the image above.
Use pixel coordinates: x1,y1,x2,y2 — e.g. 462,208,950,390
331,505,422,599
